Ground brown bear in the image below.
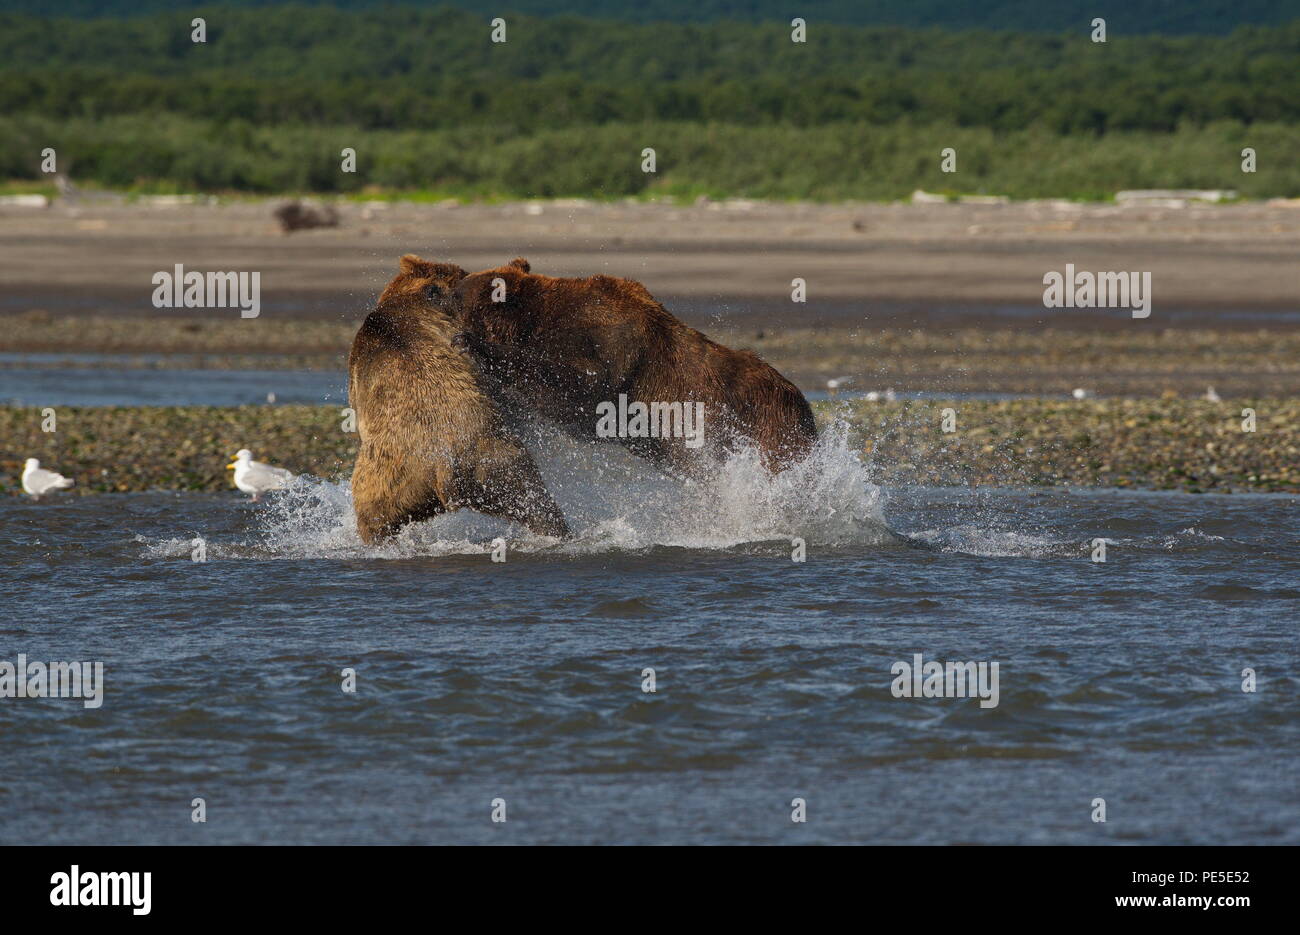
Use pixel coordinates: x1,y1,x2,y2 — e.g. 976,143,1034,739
348,255,570,543
392,256,818,477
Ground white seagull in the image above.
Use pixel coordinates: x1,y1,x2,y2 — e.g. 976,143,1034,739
1072,388,1093,400
226,449,294,501
826,376,854,398
22,458,74,499
1204,386,1222,403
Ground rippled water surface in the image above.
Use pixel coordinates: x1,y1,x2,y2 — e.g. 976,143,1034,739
2,427,1297,844
0,363,346,407
0,361,1036,408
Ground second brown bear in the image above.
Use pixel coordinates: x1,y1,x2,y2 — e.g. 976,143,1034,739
423,256,819,476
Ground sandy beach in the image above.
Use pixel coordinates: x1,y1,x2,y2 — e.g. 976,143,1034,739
3,197,1299,320
4,196,1299,397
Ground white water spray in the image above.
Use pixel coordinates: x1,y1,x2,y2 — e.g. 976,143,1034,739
149,418,897,560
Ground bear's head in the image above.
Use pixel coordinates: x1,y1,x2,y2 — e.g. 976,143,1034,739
445,257,537,340
377,254,470,308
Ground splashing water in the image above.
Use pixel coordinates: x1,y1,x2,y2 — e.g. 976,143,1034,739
155,418,898,561
138,419,1242,564
538,418,896,552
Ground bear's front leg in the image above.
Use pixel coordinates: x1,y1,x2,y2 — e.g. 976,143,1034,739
455,438,571,540
352,441,449,543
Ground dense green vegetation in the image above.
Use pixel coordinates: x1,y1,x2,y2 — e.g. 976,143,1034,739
4,114,1293,200
1,6,1296,198
4,0,1296,34
3,9,1298,134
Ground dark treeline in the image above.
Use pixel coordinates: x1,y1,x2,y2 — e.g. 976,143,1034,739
3,0,1297,34
3,6,1298,198
1,8,1299,134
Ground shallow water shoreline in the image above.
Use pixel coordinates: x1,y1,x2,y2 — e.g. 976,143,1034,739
4,316,1300,399
3,398,1296,496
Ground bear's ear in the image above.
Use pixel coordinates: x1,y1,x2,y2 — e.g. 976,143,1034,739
399,254,431,276
508,257,530,273
439,261,470,283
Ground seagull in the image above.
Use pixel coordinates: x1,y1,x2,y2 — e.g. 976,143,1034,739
226,449,293,501
1204,386,1222,403
864,388,897,403
21,458,74,499
826,376,854,398
1072,388,1093,400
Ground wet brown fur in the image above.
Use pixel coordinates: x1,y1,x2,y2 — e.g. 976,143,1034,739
418,256,818,475
348,256,569,543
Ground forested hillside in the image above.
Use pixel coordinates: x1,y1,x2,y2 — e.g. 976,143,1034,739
2,5,1296,199
2,9,1296,132
2,0,1295,34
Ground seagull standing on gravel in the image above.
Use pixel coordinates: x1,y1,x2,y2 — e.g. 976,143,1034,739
21,458,74,500
1204,386,1222,403
1072,388,1093,400
226,449,294,501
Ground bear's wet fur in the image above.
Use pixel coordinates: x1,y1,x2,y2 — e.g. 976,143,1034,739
348,255,570,543
419,256,818,476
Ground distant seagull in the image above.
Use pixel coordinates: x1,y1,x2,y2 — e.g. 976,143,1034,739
864,387,897,403
1072,388,1093,400
22,458,74,499
266,392,277,404
1204,386,1222,403
227,449,293,501
826,376,854,398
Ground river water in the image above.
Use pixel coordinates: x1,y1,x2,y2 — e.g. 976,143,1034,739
2,424,1296,844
